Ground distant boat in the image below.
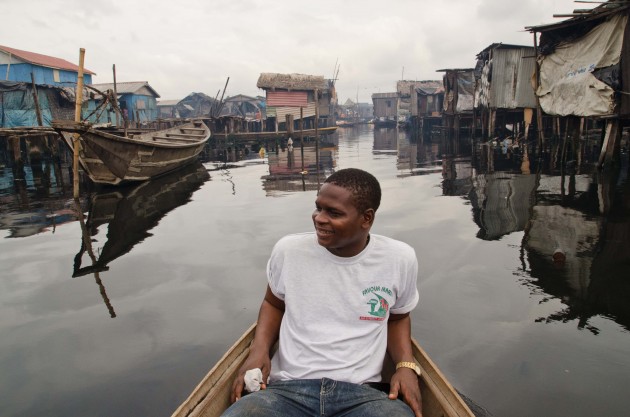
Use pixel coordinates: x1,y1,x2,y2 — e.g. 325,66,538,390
53,120,210,185
170,322,476,417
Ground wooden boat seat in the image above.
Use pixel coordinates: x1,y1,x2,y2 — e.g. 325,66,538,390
165,133,207,138
151,136,202,142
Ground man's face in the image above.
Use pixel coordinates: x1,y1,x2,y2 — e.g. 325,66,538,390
312,183,372,257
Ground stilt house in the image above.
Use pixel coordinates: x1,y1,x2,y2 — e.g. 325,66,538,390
527,0,630,168
409,80,443,137
436,68,475,142
473,43,538,140
371,92,399,127
256,73,336,131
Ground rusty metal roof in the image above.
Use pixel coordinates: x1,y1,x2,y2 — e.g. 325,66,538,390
0,44,95,75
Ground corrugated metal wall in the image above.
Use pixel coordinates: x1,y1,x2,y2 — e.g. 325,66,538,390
273,102,317,120
490,47,537,109
267,90,308,107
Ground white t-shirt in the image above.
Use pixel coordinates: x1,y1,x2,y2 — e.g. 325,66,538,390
267,232,419,384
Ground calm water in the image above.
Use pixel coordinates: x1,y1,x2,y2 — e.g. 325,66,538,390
1,125,629,417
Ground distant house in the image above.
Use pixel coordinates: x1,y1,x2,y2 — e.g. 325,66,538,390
397,80,441,127
0,45,95,127
474,43,537,140
0,45,95,86
406,80,443,136
157,99,180,118
91,81,160,124
221,94,265,119
256,73,336,131
436,68,475,141
371,92,398,127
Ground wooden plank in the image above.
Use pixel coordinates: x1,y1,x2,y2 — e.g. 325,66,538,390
151,136,204,143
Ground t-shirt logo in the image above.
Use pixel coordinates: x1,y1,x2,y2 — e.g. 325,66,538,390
360,286,391,321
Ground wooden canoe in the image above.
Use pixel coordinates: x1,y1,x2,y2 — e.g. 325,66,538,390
171,323,475,417
53,120,210,185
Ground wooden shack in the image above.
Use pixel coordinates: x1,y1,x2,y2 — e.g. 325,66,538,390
527,0,630,168
436,68,475,142
256,73,336,131
371,92,399,127
410,80,444,138
474,43,538,141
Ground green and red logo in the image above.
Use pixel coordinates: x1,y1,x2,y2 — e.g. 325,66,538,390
360,286,391,321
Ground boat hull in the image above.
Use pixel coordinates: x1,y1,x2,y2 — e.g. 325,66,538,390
171,323,475,417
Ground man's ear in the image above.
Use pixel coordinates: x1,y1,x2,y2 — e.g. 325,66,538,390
363,208,375,227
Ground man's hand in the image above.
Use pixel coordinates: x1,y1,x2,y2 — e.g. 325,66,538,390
230,348,272,403
389,367,423,417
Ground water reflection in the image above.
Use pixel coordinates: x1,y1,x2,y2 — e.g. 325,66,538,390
264,139,337,194
435,133,630,333
73,161,210,279
0,160,80,238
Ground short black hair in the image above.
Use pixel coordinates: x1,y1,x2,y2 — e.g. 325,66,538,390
324,168,381,213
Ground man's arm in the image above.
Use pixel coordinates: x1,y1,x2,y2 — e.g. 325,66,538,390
387,313,423,417
230,285,285,402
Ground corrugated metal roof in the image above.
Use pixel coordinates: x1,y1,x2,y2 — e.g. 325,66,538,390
0,44,96,75
157,99,180,106
91,81,160,98
372,92,398,99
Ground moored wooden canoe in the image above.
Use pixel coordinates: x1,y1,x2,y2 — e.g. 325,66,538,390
171,322,475,417
53,120,210,185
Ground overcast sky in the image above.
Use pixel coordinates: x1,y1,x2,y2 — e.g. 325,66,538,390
5,0,582,103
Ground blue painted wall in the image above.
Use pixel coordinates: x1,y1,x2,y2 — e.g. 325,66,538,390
0,63,93,86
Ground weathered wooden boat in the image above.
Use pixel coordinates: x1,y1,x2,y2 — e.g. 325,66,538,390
171,323,475,417
53,120,210,185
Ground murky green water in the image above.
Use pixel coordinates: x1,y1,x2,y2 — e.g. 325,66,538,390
1,125,629,417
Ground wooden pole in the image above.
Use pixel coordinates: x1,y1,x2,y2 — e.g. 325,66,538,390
30,73,44,127
315,89,319,175
300,107,304,171
73,48,86,199
112,64,120,129
533,31,545,152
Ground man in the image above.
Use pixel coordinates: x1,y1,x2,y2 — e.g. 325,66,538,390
224,168,422,417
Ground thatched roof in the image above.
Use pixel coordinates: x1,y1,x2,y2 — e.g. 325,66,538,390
257,73,328,91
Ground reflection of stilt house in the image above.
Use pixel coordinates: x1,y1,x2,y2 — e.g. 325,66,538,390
410,81,444,139
256,73,336,132
473,43,538,141
437,68,475,145
371,92,398,127
527,1,630,168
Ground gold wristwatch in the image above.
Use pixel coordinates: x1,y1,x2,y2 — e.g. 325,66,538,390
396,361,422,376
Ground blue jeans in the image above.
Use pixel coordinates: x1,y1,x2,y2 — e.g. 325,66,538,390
221,378,414,417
